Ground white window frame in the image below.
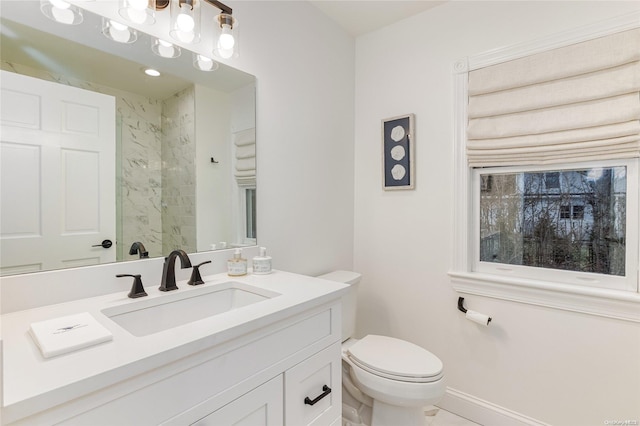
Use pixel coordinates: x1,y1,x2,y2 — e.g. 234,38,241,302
449,11,640,322
234,183,257,246
472,160,638,293
243,186,257,244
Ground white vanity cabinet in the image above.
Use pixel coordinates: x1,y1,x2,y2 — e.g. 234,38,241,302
284,342,342,426
190,342,341,426
4,299,343,426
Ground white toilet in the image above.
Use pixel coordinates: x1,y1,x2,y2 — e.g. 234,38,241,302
318,271,445,426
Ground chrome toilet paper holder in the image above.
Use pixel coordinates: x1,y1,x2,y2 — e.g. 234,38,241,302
457,297,492,324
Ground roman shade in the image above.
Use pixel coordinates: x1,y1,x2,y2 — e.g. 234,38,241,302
233,127,255,185
466,28,640,167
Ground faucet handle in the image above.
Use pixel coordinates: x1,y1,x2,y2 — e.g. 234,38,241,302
116,274,148,298
188,260,212,286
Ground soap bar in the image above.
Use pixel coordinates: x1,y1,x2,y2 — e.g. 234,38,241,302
29,312,113,358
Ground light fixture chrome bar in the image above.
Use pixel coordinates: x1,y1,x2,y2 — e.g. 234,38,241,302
157,0,231,15
204,0,232,16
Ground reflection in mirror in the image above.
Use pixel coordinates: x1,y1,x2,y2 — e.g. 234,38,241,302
0,2,256,276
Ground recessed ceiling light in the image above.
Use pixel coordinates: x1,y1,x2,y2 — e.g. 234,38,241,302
143,68,161,77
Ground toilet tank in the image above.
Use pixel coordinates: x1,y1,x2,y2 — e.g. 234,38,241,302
317,270,361,342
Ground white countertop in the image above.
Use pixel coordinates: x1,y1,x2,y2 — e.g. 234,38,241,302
1,270,347,421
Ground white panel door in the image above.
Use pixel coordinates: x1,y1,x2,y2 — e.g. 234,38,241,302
0,70,116,275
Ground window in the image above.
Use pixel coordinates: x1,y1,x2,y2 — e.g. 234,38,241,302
560,204,585,220
544,172,560,190
245,188,256,240
474,162,635,291
232,127,256,245
450,14,640,321
235,185,257,246
572,205,584,220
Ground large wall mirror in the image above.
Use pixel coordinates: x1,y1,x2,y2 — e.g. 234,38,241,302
0,1,257,276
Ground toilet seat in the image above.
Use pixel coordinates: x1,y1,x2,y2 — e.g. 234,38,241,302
346,335,443,383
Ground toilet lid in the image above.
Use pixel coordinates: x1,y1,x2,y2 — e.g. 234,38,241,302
347,335,443,382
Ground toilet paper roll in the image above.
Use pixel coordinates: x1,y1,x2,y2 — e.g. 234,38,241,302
466,310,491,326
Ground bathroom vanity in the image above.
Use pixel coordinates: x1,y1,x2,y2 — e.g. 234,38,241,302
1,271,347,425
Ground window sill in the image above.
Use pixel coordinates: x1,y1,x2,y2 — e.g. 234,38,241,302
449,271,640,322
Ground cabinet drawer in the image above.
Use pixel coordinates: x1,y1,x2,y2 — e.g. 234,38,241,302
192,375,283,426
285,342,341,426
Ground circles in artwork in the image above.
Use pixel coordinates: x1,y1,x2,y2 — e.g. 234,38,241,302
391,164,406,180
390,125,405,142
390,145,405,161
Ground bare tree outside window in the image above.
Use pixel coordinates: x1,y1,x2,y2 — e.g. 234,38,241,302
479,167,626,276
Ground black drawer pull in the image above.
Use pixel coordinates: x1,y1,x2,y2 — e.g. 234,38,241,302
304,385,331,406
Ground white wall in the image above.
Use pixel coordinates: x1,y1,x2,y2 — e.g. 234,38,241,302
230,1,356,275
195,84,233,251
354,2,640,425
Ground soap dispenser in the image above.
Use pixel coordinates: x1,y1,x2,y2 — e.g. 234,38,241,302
252,247,272,275
227,248,247,276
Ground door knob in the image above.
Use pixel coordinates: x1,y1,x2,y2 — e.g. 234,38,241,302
92,239,113,249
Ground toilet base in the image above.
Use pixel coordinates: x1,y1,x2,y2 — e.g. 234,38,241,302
371,400,426,426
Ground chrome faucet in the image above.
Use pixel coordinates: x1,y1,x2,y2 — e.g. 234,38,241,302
159,249,192,291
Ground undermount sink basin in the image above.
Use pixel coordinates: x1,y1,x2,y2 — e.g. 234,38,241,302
101,281,280,337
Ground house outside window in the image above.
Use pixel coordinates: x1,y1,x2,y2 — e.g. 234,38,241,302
476,165,629,284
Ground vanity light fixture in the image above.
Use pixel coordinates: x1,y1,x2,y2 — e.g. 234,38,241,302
40,0,84,25
207,1,238,59
118,0,239,59
102,17,138,44
43,0,238,63
193,53,219,72
151,38,182,58
212,12,238,59
119,0,158,25
170,0,200,44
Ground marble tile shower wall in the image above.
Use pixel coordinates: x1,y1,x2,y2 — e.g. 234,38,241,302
118,95,163,259
0,62,163,260
161,86,197,254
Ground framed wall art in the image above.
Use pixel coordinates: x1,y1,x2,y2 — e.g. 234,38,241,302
382,114,414,190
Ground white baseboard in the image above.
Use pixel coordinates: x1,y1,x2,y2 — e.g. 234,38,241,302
437,387,551,426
